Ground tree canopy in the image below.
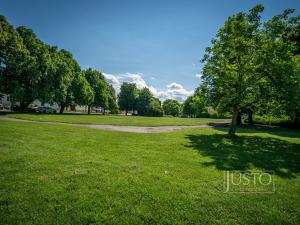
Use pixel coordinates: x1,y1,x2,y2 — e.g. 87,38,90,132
201,5,300,137
118,83,138,115
163,99,181,117
0,15,118,114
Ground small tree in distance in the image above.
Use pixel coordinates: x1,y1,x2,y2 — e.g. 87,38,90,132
163,99,181,117
118,82,137,115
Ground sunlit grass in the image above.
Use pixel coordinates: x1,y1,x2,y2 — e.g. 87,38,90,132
8,113,226,126
0,120,299,224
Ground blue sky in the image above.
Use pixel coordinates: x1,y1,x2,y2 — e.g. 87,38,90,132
1,0,299,101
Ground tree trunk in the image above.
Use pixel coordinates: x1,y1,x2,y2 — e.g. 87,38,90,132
19,102,27,112
237,111,242,126
248,109,253,125
125,109,128,116
87,105,91,115
59,104,65,114
228,107,239,138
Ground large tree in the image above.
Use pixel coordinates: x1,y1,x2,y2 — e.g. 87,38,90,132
0,15,28,101
261,9,300,126
0,23,52,110
107,84,119,114
16,26,54,110
50,49,81,113
118,82,137,115
202,5,268,137
202,5,299,135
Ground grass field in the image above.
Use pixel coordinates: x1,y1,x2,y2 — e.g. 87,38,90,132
7,113,226,126
0,119,300,225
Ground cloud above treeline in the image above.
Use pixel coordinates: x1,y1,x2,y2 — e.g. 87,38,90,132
103,72,194,102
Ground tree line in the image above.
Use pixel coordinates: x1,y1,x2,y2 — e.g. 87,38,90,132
0,15,186,117
0,15,118,114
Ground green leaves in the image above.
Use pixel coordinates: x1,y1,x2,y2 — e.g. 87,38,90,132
84,68,110,110
118,82,138,114
163,99,181,117
201,5,300,135
0,15,119,113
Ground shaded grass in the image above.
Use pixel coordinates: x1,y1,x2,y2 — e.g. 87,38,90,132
186,133,300,178
0,121,300,224
8,113,226,126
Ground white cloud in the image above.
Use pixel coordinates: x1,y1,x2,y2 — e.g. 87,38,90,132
103,73,121,91
157,82,194,102
103,72,147,93
103,72,193,102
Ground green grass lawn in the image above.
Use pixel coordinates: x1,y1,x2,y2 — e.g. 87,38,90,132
1,120,300,225
7,113,226,126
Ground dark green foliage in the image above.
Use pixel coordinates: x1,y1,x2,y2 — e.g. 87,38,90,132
107,84,119,114
182,87,208,118
146,97,163,117
163,99,181,117
136,88,163,117
0,15,28,98
201,5,300,136
72,72,94,107
118,82,138,115
0,15,117,114
136,87,152,115
84,68,111,114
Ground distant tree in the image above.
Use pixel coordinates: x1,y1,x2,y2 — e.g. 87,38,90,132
84,68,109,114
72,72,94,112
118,82,137,115
182,96,195,117
136,87,153,116
107,84,119,114
182,94,207,118
147,97,163,117
163,99,181,116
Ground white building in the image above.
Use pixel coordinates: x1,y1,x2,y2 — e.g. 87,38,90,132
0,94,12,110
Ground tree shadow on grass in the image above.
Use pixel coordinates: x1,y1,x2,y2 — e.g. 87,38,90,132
212,125,300,139
185,134,300,178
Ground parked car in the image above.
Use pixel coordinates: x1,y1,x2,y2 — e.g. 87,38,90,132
24,107,38,113
37,106,57,114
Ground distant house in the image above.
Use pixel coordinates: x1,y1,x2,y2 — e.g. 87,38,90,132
0,94,12,110
0,94,88,112
0,94,59,111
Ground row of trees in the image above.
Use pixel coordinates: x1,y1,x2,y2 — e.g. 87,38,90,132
118,83,164,116
198,5,300,137
0,14,188,117
0,15,117,114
